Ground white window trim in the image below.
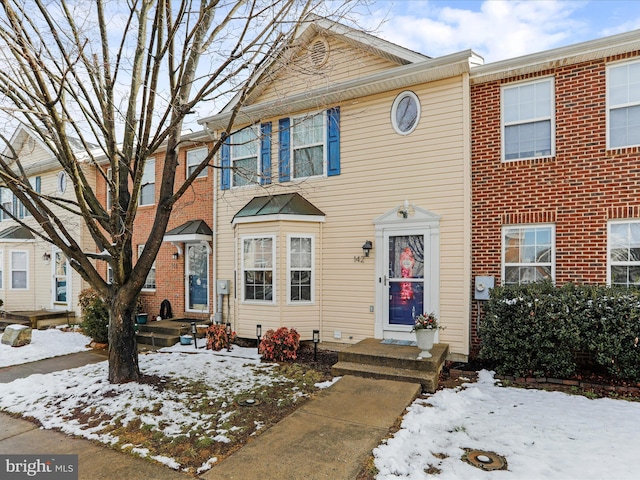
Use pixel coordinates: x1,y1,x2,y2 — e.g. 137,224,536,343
287,234,315,305
187,147,208,179
607,219,640,286
501,223,556,285
230,127,259,188
291,111,327,180
501,76,556,162
0,187,13,221
606,58,640,150
10,250,28,290
139,158,155,206
137,244,156,291
241,234,276,304
391,90,421,135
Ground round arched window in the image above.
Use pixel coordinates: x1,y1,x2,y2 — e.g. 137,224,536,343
391,91,421,135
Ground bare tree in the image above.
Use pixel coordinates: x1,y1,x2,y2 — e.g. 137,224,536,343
0,0,353,383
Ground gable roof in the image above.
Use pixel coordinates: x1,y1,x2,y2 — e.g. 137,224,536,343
0,225,35,241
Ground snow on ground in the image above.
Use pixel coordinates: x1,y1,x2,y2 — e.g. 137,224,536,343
374,370,640,480
0,327,91,367
2,330,640,478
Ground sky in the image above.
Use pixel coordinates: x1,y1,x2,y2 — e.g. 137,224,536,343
1,330,639,478
359,0,640,63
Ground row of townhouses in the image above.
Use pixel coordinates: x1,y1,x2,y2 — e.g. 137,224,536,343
1,17,638,362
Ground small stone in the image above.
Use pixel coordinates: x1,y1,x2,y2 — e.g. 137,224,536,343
1,324,32,347
477,455,491,463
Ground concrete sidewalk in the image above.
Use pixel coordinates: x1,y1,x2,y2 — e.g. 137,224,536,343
0,351,421,479
202,375,421,479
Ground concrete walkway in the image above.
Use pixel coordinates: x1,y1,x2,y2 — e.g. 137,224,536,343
0,351,421,479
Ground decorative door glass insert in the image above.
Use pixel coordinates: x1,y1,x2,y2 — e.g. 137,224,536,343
388,235,424,325
187,244,208,311
54,251,67,303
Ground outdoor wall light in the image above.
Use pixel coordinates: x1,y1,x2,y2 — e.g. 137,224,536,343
313,329,320,361
172,252,180,260
362,240,373,257
42,252,51,262
399,199,410,219
256,324,262,353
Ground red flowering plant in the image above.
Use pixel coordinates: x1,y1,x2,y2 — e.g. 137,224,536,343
259,327,300,362
411,312,442,332
206,324,236,351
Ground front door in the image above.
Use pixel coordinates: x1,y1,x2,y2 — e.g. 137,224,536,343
52,250,70,309
186,243,209,313
384,232,427,331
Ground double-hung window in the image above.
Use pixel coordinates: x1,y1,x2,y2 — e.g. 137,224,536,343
242,236,274,302
139,159,155,206
106,168,112,210
288,235,313,303
608,221,640,287
502,78,554,161
187,147,208,179
607,60,640,149
231,128,259,187
137,244,156,290
502,225,554,285
1,188,13,220
11,251,28,289
292,113,325,178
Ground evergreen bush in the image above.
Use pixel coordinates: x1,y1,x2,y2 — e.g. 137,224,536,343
79,288,109,344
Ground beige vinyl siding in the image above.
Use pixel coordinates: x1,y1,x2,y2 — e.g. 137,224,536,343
215,73,470,356
255,35,403,105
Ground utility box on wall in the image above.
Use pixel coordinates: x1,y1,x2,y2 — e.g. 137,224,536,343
474,276,494,301
217,280,230,295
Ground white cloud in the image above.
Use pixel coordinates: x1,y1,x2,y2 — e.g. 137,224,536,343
365,0,588,62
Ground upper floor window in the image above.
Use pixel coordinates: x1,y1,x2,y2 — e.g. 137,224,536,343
186,147,208,179
57,171,67,193
139,159,155,206
137,244,156,290
288,235,313,303
230,128,259,187
1,187,13,221
242,236,274,303
106,168,112,210
292,113,325,178
502,224,554,285
608,220,640,287
607,60,640,149
502,78,554,161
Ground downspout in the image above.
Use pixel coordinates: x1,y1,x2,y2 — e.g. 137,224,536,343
211,129,218,324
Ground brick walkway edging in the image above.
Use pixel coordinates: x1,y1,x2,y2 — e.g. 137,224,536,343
448,369,640,396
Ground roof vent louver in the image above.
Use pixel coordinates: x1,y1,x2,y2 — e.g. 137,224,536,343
310,38,328,68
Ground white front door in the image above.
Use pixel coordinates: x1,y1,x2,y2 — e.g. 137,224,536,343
52,249,70,309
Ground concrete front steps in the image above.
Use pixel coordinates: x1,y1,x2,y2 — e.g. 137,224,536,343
135,318,209,347
331,338,448,393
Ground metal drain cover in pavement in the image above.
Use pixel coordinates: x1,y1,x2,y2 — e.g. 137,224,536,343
463,449,507,471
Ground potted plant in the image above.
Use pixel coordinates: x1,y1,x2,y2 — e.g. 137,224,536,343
412,312,442,358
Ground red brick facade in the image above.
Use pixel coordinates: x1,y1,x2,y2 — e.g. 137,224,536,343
95,142,214,322
470,51,640,353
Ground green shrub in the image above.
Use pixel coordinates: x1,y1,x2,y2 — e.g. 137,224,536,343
79,288,109,344
259,327,300,362
479,282,640,382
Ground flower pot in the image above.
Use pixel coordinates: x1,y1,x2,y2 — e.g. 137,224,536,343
415,329,436,358
180,335,193,345
136,313,148,324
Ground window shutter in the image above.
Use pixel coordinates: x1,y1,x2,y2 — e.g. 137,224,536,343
326,107,340,176
278,118,290,182
260,122,272,185
220,137,230,190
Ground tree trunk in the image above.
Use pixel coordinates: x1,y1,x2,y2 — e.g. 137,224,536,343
108,299,140,383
